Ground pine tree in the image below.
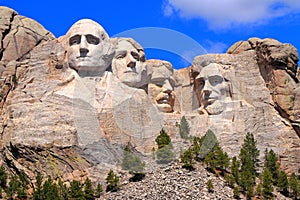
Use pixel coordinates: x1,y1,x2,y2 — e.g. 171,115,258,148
277,170,289,196
224,174,235,188
32,172,43,200
106,170,120,192
42,176,60,200
233,186,240,199
155,129,171,149
180,147,195,170
95,183,103,198
231,156,240,184
289,173,300,199
84,178,94,200
238,132,259,197
264,149,279,185
0,165,7,189
215,145,229,174
204,142,229,174
204,149,216,173
207,180,214,193
5,174,20,199
179,116,190,140
256,183,262,197
69,180,84,199
191,136,201,159
239,133,260,174
17,170,29,199
155,129,175,164
260,168,273,199
239,166,255,198
58,178,68,200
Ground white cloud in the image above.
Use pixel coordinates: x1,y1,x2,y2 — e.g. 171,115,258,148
163,4,174,17
163,0,300,29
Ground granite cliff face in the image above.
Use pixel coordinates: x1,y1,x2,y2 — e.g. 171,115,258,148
0,6,299,183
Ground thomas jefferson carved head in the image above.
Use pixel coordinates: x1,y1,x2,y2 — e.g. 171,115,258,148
65,19,114,77
148,60,175,113
111,38,148,89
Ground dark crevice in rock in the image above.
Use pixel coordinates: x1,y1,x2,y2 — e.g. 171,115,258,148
2,151,19,173
292,124,300,137
274,103,300,136
9,142,22,159
1,144,90,179
15,37,46,63
0,11,16,61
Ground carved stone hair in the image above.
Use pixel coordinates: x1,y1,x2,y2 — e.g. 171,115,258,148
110,37,146,62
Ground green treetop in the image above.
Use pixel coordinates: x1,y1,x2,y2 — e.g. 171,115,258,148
155,129,171,149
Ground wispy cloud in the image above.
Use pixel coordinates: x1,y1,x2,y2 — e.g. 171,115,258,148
203,40,229,53
163,0,300,29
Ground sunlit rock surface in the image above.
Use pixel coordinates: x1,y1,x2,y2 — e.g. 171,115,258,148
0,6,299,182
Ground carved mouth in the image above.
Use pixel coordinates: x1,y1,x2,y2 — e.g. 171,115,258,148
76,56,90,61
158,99,170,104
124,71,136,74
206,99,216,104
157,95,171,105
203,95,218,104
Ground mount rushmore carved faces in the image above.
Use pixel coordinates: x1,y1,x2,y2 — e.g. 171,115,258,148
148,60,176,113
65,19,114,77
112,38,148,89
195,63,227,115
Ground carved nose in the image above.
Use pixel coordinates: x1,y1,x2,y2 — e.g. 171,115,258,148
127,61,136,68
162,80,173,93
203,90,211,95
79,37,89,56
80,48,89,56
202,81,212,93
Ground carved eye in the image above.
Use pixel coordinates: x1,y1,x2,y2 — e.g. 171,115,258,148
86,34,100,45
198,79,205,86
209,76,223,86
115,52,126,59
69,35,81,46
155,83,163,87
151,78,164,87
131,52,140,61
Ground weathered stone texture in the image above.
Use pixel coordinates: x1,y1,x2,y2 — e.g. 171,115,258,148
0,6,299,183
0,6,54,115
227,37,300,135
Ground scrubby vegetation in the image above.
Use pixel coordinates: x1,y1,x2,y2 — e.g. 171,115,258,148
0,128,299,199
121,144,145,181
178,130,300,199
155,129,175,164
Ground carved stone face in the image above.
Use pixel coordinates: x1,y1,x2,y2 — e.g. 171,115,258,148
195,63,227,115
112,40,147,88
66,19,113,77
148,61,175,113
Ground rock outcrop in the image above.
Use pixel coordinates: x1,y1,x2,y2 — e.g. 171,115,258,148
228,38,300,136
0,5,299,185
0,6,54,111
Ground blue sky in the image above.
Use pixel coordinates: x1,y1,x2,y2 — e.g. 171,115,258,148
1,0,300,69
